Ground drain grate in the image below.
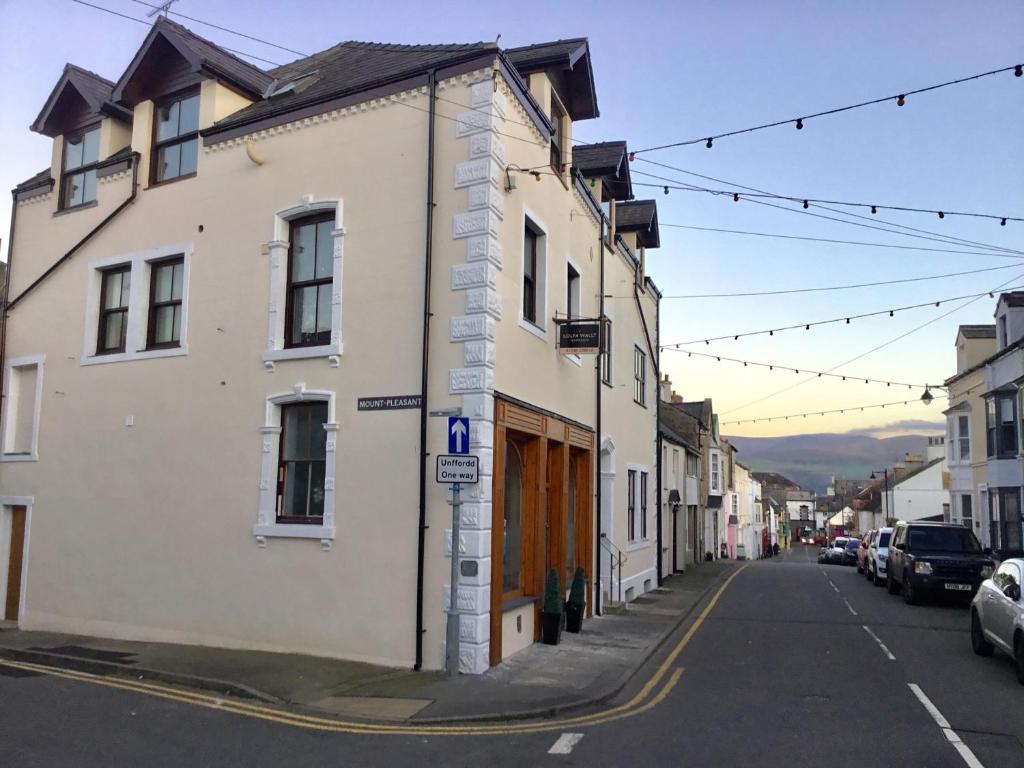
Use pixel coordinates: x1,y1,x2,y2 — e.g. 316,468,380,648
30,645,138,665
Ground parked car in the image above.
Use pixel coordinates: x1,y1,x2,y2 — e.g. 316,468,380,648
822,538,848,565
970,558,1024,684
886,521,995,605
865,527,893,586
842,538,861,566
856,530,875,574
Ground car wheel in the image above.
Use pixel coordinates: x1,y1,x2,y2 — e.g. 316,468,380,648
887,571,900,594
857,561,863,574
1015,635,1024,685
971,611,994,656
903,573,919,605
873,566,883,587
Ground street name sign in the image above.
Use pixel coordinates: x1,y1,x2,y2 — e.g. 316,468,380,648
447,416,470,454
436,455,479,484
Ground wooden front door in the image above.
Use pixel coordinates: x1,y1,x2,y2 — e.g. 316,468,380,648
5,506,27,621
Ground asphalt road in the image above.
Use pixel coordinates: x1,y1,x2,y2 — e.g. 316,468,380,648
3,548,1023,767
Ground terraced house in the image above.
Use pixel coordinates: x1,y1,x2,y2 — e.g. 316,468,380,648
0,18,665,673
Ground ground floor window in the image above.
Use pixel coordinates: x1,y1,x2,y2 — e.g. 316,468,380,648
503,437,525,596
277,402,328,523
990,487,1023,554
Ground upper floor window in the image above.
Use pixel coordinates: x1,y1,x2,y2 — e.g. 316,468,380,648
711,453,720,491
285,213,334,348
634,346,647,406
277,402,328,524
61,125,100,209
549,97,566,174
152,89,199,184
672,449,679,481
686,453,698,477
97,265,131,354
955,414,970,462
147,257,184,349
987,394,1018,459
523,224,539,324
566,263,580,319
601,319,612,385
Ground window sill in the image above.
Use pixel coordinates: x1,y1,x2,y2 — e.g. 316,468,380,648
253,523,336,541
53,200,98,217
81,345,188,366
626,539,651,552
263,343,343,363
0,453,38,463
518,317,548,342
146,172,197,191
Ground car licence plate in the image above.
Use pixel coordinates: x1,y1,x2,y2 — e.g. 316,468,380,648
944,583,972,591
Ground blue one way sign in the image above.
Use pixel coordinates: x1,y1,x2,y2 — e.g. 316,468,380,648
448,417,470,454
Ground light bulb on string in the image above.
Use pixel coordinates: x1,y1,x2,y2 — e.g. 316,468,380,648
796,118,804,130
802,200,809,209
1016,65,1022,77
663,186,669,195
706,137,713,149
871,206,877,214
628,152,635,162
896,94,905,106
1001,218,1007,226
938,211,945,219
733,193,739,202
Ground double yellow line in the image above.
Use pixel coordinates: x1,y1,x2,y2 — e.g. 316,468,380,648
0,565,746,736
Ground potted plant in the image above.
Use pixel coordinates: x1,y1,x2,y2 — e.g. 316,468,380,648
541,569,562,645
565,567,586,633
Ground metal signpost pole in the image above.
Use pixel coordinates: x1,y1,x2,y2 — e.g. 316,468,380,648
446,482,461,676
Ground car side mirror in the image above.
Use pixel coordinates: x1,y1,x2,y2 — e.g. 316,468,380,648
1003,583,1021,601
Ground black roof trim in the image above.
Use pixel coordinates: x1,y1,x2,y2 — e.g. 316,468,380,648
31,64,131,136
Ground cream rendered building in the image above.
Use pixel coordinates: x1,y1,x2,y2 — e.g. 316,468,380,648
0,18,662,673
944,325,996,547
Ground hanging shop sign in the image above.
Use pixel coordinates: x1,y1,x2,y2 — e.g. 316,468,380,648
558,321,601,355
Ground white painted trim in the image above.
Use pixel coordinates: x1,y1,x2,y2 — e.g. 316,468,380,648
80,244,193,366
520,205,549,338
1,355,45,461
265,198,345,361
254,386,337,546
0,497,33,626
625,462,652,545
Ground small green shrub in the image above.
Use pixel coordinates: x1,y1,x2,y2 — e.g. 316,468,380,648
568,567,586,606
543,569,562,614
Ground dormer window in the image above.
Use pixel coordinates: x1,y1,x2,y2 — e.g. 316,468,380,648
61,124,100,209
549,98,567,175
152,89,199,184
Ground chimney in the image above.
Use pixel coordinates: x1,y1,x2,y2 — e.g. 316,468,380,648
671,391,683,404
927,435,945,462
660,374,672,403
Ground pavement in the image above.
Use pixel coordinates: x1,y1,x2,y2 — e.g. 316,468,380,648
0,559,738,723
6,547,1022,767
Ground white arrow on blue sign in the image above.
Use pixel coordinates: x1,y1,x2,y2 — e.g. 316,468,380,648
448,416,470,454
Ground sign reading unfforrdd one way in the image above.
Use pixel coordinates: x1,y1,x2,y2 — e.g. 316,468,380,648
436,455,479,484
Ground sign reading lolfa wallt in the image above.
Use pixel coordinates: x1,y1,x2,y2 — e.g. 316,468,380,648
558,322,601,355
357,395,422,411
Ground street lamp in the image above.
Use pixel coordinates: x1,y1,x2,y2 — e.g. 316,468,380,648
921,386,934,406
870,468,891,525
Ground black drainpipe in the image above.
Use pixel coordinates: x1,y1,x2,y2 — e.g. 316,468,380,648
633,279,660,584
595,214,604,615
414,69,437,671
3,154,140,409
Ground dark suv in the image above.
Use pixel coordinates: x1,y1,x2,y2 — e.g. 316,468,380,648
886,521,995,605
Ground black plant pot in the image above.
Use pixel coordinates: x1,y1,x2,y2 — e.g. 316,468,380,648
541,611,562,645
564,602,584,633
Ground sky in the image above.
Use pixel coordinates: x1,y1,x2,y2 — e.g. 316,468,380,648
1,0,1022,438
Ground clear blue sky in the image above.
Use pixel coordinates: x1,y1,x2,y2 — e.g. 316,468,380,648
1,0,1022,437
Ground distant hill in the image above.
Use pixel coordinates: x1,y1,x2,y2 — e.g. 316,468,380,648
724,433,932,494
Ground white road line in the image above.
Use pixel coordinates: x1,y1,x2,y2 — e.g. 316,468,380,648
907,684,985,768
829,581,840,593
548,733,584,755
844,599,858,616
862,625,896,660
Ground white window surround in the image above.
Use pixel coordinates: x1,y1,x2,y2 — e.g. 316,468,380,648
80,245,192,366
1,355,45,462
263,199,345,366
601,304,614,387
519,206,548,341
710,451,722,494
253,384,338,548
559,254,583,367
626,462,651,551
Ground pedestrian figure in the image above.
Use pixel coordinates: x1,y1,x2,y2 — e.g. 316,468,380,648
773,542,780,556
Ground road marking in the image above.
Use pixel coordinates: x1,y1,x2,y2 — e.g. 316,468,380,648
907,684,985,768
843,599,858,616
829,581,840,593
862,625,895,660
548,733,584,754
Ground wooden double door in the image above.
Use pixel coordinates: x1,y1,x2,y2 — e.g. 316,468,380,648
489,398,593,666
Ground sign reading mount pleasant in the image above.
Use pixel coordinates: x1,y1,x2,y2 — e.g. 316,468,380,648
357,394,422,411
436,454,479,484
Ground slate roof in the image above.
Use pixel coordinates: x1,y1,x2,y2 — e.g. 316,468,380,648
892,456,944,487
660,404,701,453
14,168,52,193
679,400,711,429
504,39,588,71
752,472,800,489
31,64,129,136
208,40,501,135
615,199,660,248
572,141,627,175
999,291,1024,308
958,324,996,339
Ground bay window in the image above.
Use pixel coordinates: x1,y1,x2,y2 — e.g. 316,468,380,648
987,393,1018,459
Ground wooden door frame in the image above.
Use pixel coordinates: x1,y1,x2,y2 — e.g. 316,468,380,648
1,497,33,625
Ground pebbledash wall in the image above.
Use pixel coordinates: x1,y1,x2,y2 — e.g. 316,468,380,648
2,60,660,674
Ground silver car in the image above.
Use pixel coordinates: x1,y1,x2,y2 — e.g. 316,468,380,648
865,527,893,587
970,557,1024,684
